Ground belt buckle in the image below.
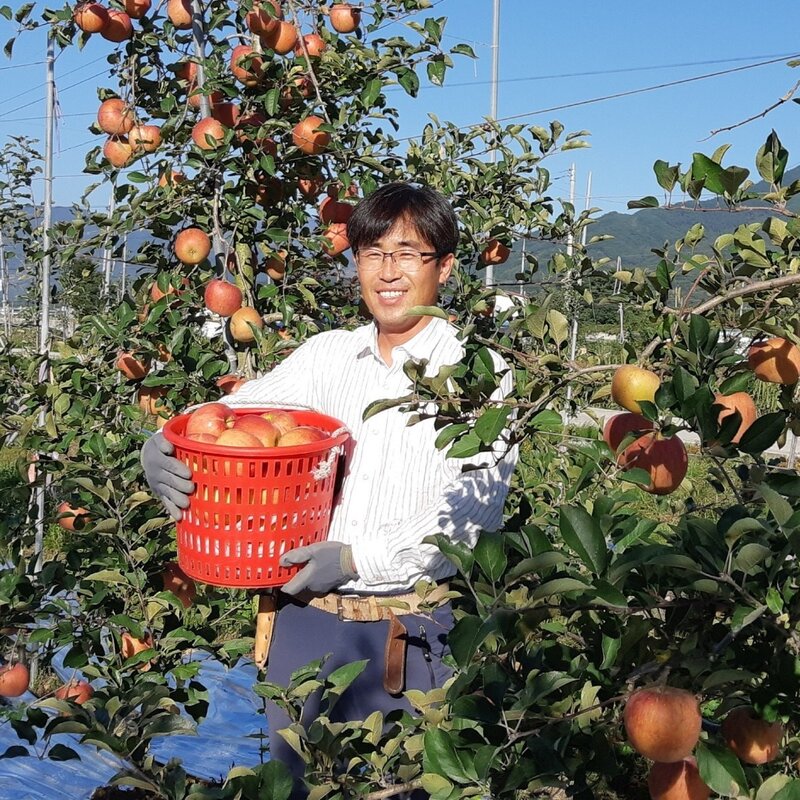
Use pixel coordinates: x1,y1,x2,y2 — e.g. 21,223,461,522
336,593,361,621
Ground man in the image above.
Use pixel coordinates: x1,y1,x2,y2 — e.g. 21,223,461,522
142,182,518,797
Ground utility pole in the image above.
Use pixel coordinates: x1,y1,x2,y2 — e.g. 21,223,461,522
564,164,576,413
0,230,10,337
102,193,116,297
615,256,624,345
33,35,55,579
192,0,237,370
567,170,592,362
485,0,500,289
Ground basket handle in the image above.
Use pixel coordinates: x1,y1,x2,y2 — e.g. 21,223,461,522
311,427,349,481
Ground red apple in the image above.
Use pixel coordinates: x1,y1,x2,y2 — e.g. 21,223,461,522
204,278,243,317
277,426,327,447
0,662,29,697
121,632,153,672
233,414,280,446
185,402,235,438
624,686,702,763
261,409,298,436
648,757,710,800
55,679,94,705
162,562,197,608
215,428,263,448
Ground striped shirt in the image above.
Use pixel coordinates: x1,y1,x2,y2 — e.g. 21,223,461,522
227,316,518,594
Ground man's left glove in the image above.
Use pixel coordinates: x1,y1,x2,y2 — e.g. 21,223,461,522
280,541,358,596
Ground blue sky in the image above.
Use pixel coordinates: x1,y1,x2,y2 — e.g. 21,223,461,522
1,0,799,211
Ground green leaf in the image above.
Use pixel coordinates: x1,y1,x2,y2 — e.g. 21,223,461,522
771,779,800,800
696,740,747,797
757,482,794,527
396,67,420,97
718,372,751,394
450,43,476,58
559,505,608,574
627,196,659,209
254,760,294,800
473,405,511,445
434,423,468,451
653,160,679,192
48,743,80,761
427,58,446,86
423,728,478,784
531,577,588,600
473,532,506,582
406,304,448,319
325,659,368,691
360,77,382,108
738,411,785,454
756,130,788,185
446,431,482,459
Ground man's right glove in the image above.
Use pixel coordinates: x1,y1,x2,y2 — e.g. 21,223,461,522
141,433,195,521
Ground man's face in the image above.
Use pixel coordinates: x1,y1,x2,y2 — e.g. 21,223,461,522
356,218,453,339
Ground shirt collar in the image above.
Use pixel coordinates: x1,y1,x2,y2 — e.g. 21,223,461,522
356,316,449,364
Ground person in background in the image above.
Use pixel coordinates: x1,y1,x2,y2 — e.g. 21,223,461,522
142,182,518,798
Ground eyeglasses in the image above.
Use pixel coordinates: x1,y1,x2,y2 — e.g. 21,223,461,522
354,248,439,272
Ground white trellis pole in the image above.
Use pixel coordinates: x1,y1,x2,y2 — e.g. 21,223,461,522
33,35,55,577
485,0,500,289
191,0,237,370
615,256,624,345
101,192,116,297
0,230,10,337
564,165,577,413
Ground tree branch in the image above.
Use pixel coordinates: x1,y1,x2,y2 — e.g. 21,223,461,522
365,780,423,799
705,79,800,138
662,271,800,317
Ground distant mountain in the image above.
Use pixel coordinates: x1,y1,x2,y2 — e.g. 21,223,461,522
5,166,799,301
492,166,800,286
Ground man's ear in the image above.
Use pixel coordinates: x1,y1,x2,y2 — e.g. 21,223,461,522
438,253,454,284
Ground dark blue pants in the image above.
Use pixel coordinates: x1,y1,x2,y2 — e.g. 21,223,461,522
265,600,454,799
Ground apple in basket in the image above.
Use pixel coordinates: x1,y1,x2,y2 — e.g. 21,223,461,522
277,426,328,446
231,414,280,446
261,409,299,436
185,402,235,438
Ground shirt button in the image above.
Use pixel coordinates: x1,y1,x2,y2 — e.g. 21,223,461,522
362,474,369,480
351,520,358,527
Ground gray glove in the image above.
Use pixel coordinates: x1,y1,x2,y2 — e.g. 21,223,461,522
280,542,358,596
141,433,195,521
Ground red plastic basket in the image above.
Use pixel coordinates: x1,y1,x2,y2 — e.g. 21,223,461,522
162,407,349,589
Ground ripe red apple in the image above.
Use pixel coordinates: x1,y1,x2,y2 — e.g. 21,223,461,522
748,337,800,384
124,0,151,19
103,136,133,168
57,501,91,532
319,195,354,224
121,632,153,671
721,706,783,765
322,222,350,256
100,9,133,42
261,20,298,54
619,433,688,495
294,32,326,57
174,227,211,265
0,662,29,697
97,98,135,135
233,414,280,446
647,757,710,800
162,562,197,608
129,123,161,153
261,409,298,436
55,679,94,705
713,392,757,444
277,426,327,447
229,307,264,343
624,686,702,762
292,115,330,155
74,2,109,33
216,375,248,395
230,44,265,87
204,278,243,317
186,432,218,443
192,117,227,150
166,0,192,28
245,0,281,35
116,352,149,380
186,402,235,438
215,428,262,448
329,2,360,33
603,412,655,455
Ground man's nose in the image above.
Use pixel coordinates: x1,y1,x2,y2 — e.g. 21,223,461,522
377,255,401,279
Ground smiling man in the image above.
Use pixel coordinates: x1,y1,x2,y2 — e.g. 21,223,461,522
141,182,518,798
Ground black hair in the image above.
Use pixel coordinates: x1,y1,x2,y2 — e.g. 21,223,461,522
347,182,459,256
